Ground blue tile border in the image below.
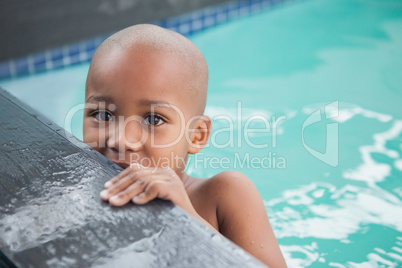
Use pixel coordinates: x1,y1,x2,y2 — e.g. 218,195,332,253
0,0,291,80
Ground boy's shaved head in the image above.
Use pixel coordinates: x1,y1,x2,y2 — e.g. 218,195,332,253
88,24,208,115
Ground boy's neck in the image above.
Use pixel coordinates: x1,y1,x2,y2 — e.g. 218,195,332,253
181,172,199,193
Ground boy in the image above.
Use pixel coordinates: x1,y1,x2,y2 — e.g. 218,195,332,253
83,24,286,267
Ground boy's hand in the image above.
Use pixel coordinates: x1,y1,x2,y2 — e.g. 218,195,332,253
100,164,219,232
100,164,192,211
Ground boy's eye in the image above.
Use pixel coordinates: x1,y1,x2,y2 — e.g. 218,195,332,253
144,115,164,126
94,111,114,121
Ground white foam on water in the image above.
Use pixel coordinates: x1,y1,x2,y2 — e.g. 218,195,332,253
343,120,402,186
265,183,402,240
302,103,393,123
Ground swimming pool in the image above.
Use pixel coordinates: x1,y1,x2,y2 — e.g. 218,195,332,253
1,0,402,266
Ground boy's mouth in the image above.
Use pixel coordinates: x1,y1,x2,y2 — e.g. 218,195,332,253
113,161,130,169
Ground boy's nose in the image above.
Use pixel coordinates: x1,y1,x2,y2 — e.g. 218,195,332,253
107,118,146,152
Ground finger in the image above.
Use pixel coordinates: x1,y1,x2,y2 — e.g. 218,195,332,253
132,180,167,205
102,169,151,199
108,177,151,206
104,168,132,188
104,164,144,188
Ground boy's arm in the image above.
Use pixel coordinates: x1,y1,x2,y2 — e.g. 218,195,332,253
211,171,287,267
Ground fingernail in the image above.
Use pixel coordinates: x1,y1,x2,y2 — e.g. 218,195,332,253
100,190,109,199
132,196,140,203
110,195,120,203
104,181,112,188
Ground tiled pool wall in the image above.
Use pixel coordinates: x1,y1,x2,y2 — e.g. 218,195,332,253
0,0,293,80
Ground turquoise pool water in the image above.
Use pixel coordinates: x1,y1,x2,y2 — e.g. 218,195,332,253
1,0,402,266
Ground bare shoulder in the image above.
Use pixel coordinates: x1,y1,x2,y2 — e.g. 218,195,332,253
204,170,260,204
199,170,265,230
210,170,261,207
188,171,258,229
205,170,254,189
200,171,287,267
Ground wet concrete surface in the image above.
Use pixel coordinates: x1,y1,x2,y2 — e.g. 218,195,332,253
0,88,265,267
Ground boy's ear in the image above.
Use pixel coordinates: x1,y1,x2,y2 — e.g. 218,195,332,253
187,115,211,154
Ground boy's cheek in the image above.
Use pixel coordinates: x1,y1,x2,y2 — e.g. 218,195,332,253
151,128,189,147
83,127,104,150
83,135,99,150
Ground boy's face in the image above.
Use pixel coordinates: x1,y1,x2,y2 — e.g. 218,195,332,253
83,47,200,174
